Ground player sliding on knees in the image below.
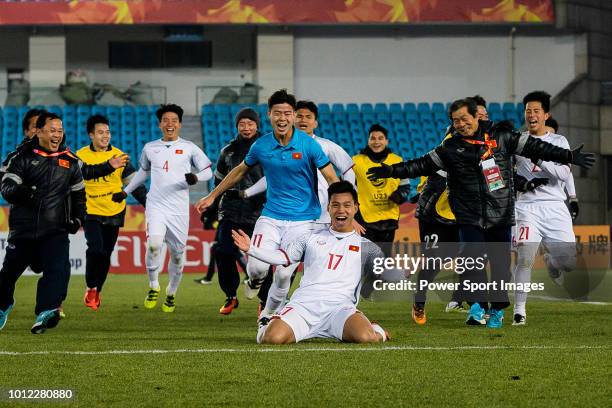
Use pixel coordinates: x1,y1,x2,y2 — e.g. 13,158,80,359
232,181,389,344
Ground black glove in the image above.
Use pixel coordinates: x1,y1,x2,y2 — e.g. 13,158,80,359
388,190,403,204
569,198,579,221
570,144,595,169
525,177,549,192
223,189,245,200
409,193,421,204
366,163,394,181
185,173,198,186
200,210,216,230
111,191,128,203
17,185,37,201
67,218,81,234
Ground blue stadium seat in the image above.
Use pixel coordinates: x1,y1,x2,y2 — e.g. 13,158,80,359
488,102,501,113
361,112,375,123
91,106,107,116
431,102,445,114
490,112,504,122
417,103,431,115
360,103,373,114
408,122,421,132
47,105,63,117
317,103,330,114
516,103,524,113
374,103,388,114
403,103,416,114
213,104,230,114
389,103,402,114
346,103,359,114
331,103,344,115
405,111,419,122
202,105,215,116
502,102,516,113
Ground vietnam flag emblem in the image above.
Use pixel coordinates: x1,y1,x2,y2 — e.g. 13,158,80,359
349,245,360,252
58,159,70,168
175,149,183,154
292,152,302,160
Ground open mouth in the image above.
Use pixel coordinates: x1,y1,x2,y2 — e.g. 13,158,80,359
276,122,288,132
297,123,308,130
49,138,61,150
335,215,348,222
165,127,175,134
528,120,538,127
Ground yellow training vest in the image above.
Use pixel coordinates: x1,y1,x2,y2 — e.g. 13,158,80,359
77,145,126,217
353,152,404,223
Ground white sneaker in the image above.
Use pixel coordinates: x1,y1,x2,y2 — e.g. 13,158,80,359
445,301,467,313
244,278,262,300
512,313,526,326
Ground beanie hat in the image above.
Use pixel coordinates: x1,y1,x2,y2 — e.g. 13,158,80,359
235,108,260,129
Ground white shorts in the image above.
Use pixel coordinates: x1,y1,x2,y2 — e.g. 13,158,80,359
276,300,358,342
250,216,315,254
513,201,575,245
146,209,189,253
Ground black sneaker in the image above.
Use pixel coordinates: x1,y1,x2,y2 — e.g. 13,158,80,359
512,313,526,326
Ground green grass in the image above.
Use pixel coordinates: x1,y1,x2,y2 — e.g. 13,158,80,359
0,274,610,407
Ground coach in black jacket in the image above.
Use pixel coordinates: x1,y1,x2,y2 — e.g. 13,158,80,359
0,112,87,334
367,98,594,328
207,108,265,315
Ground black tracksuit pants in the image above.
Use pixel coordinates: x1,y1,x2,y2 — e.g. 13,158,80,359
215,220,255,298
458,224,512,310
84,220,120,293
0,234,70,315
414,220,461,306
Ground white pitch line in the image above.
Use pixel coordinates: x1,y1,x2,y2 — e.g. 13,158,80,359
0,345,608,356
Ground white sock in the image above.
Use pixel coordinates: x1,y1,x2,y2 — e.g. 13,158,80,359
166,250,185,297
513,243,538,316
146,235,165,290
371,323,387,342
263,263,298,316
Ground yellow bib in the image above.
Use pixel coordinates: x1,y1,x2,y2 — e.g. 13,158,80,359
77,145,126,217
353,152,404,223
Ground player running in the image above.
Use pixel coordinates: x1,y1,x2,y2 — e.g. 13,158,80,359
114,104,212,312
195,90,339,321
232,181,389,344
512,91,577,325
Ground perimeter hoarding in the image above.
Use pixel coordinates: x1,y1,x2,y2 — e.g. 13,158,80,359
0,0,554,25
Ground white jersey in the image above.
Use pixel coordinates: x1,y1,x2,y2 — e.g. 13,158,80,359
283,228,383,305
515,132,571,203
313,135,355,224
139,138,211,215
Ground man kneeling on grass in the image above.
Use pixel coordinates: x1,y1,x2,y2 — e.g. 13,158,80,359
232,181,389,344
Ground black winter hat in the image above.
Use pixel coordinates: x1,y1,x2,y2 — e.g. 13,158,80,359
235,108,260,129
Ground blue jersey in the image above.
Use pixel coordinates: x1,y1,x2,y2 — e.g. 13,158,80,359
244,128,330,221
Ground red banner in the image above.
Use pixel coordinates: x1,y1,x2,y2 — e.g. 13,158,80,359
0,0,554,25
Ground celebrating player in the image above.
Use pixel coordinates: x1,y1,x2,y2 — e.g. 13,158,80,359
196,89,339,322
245,100,359,316
512,91,577,325
114,104,212,312
232,181,389,344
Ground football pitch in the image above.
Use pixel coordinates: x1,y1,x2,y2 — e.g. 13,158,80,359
0,274,610,407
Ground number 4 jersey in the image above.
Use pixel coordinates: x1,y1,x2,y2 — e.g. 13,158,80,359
139,138,211,215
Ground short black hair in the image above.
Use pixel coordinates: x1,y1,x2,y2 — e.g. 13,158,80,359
156,104,184,122
22,109,45,133
328,181,358,204
470,95,487,108
523,91,551,113
448,98,478,120
368,124,388,138
86,114,109,135
296,100,318,120
35,111,61,129
545,117,559,133
267,89,297,110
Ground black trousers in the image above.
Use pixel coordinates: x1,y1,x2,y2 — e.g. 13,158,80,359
363,228,396,258
458,224,512,310
0,234,70,315
84,220,120,293
215,220,255,298
414,220,461,306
